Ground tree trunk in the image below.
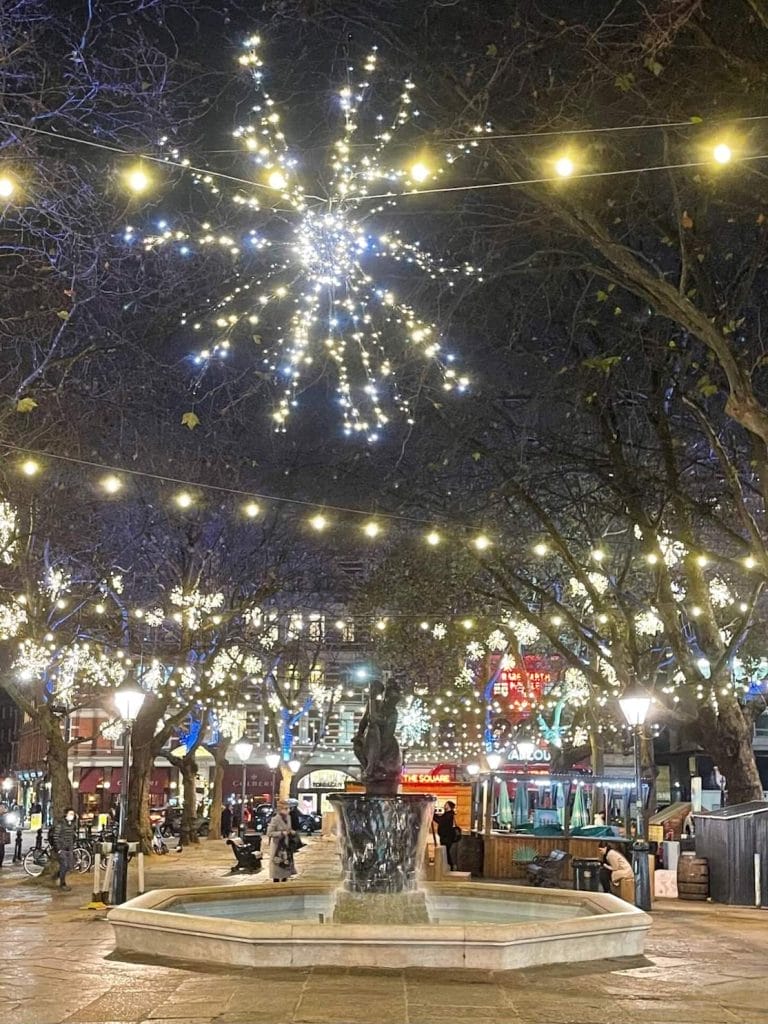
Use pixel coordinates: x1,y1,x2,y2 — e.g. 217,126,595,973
177,755,199,848
589,729,604,777
39,704,72,821
278,763,292,801
207,742,229,841
127,737,155,852
694,693,763,805
640,729,658,818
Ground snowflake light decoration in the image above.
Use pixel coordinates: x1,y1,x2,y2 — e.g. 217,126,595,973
501,614,540,648
140,36,478,440
397,696,431,746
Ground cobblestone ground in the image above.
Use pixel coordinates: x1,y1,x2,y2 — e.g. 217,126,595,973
1,836,767,1024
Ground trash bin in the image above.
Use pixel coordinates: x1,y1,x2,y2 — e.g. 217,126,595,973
572,857,601,891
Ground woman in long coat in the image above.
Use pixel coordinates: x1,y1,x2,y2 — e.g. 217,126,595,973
267,799,297,882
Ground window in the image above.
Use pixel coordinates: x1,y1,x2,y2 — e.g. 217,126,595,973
308,614,324,642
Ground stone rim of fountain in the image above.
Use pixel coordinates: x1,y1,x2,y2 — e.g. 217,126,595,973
108,879,652,971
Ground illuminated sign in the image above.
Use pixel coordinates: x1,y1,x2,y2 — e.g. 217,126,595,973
402,772,453,785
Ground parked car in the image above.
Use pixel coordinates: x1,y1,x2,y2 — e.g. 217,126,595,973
246,801,321,834
150,806,210,838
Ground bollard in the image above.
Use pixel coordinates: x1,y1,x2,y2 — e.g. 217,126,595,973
102,850,115,905
110,840,129,906
83,849,109,910
137,847,145,897
13,828,22,863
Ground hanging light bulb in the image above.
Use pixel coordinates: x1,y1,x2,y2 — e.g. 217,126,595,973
125,166,151,193
100,475,122,494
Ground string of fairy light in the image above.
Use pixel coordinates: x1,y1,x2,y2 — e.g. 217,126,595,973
1,34,765,441
2,450,759,759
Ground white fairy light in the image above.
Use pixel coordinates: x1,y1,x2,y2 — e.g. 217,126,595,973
138,37,478,440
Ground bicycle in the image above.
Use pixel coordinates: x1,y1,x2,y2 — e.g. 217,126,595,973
22,842,92,878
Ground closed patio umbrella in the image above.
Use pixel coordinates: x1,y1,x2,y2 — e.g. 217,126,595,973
570,785,589,829
553,782,565,826
497,779,513,828
513,780,529,828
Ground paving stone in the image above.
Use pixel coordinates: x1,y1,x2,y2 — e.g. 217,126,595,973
2,837,768,1024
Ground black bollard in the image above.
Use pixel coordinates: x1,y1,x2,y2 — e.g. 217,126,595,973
110,840,129,906
13,828,22,862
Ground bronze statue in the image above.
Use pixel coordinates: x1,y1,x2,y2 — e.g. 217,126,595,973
352,676,403,795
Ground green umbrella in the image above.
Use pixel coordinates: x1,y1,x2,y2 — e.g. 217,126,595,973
513,780,529,828
553,782,566,827
570,784,589,829
497,779,513,828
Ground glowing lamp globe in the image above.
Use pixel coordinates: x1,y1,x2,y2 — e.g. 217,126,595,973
466,763,481,777
114,683,145,723
265,752,281,770
287,759,301,774
234,738,253,763
619,687,651,727
486,752,502,771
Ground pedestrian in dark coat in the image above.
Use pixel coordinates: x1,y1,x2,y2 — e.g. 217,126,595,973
52,808,77,891
434,801,460,870
221,804,233,838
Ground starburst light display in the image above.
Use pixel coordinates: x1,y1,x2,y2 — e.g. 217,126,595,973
138,36,478,440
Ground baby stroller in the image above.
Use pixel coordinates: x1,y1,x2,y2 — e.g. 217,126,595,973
152,825,169,855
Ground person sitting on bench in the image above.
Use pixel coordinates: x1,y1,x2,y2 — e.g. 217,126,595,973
597,842,633,893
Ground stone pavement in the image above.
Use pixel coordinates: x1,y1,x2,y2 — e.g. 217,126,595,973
1,836,767,1024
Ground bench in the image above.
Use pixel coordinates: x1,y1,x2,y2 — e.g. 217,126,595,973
227,839,263,874
526,849,569,888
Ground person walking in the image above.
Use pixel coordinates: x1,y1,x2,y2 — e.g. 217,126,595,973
267,799,297,882
0,803,10,868
221,804,233,838
52,807,78,892
597,842,633,893
434,800,460,871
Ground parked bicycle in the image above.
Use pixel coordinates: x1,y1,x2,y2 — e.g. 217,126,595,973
22,840,92,878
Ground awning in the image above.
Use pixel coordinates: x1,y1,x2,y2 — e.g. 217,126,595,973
77,767,108,794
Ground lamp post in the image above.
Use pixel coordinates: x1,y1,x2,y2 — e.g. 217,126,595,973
466,763,480,832
619,686,652,912
111,681,146,905
265,752,280,805
482,752,502,835
233,738,253,826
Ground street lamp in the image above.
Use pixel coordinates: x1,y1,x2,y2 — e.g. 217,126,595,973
619,685,652,911
111,681,146,905
480,752,502,835
234,737,253,818
265,752,280,804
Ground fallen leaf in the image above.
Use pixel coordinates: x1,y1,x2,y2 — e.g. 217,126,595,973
181,411,200,430
56,310,70,320
681,211,694,229
16,397,38,413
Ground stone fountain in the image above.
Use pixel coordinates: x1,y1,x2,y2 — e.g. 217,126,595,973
108,676,652,970
329,675,434,923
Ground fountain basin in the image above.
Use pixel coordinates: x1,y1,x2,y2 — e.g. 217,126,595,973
108,881,651,971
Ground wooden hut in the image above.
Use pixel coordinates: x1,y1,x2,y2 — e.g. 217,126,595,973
693,801,768,906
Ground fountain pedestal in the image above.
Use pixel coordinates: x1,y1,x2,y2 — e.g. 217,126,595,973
328,792,435,894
